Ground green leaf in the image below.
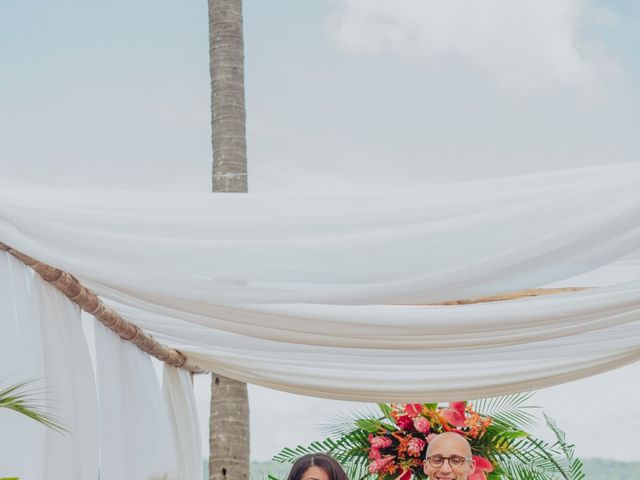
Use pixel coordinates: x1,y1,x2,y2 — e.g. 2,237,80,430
319,406,386,437
0,378,68,434
473,392,538,431
377,403,394,421
355,418,384,432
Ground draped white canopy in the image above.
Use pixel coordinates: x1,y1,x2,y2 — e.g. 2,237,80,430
1,163,640,401
0,255,201,480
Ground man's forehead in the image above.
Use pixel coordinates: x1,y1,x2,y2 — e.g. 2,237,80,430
428,435,471,456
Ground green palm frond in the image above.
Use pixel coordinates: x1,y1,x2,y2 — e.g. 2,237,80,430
473,392,538,430
273,438,342,463
377,403,394,421
318,405,385,437
542,414,585,480
494,456,557,480
274,431,369,464
343,459,372,480
493,437,569,479
490,425,584,480
0,379,68,434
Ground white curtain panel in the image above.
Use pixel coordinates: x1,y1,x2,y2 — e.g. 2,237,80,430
0,253,99,479
94,322,178,480
163,365,202,480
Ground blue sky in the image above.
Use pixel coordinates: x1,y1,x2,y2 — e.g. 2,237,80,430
3,0,640,192
3,0,640,462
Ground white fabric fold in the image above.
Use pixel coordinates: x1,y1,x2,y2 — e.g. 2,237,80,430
113,281,640,401
94,322,178,480
163,365,202,480
107,280,640,348
0,253,99,479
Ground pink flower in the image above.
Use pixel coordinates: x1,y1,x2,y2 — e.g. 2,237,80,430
426,433,437,443
368,434,393,449
369,447,381,460
404,404,423,418
396,415,414,430
369,456,394,474
395,467,412,480
413,416,431,433
469,456,493,480
406,437,426,457
442,401,466,427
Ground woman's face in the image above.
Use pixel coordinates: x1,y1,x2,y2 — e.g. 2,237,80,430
301,466,329,480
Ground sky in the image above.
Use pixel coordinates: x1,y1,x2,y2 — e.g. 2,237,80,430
3,0,640,463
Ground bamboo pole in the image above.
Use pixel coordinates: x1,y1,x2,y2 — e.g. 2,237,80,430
430,286,590,305
0,242,205,374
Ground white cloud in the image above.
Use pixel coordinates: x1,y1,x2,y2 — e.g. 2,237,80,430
328,0,617,94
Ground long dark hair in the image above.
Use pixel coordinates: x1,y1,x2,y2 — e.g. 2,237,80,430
286,453,350,480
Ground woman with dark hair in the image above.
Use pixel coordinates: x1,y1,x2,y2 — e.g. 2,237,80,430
286,453,350,480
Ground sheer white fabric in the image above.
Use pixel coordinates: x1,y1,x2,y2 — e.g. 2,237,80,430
94,322,178,480
1,164,639,307
0,253,99,479
163,365,202,480
115,284,640,401
1,164,640,400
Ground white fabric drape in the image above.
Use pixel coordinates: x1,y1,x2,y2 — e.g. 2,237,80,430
115,283,640,401
1,164,640,400
163,365,202,480
1,164,639,307
0,253,99,479
94,322,178,480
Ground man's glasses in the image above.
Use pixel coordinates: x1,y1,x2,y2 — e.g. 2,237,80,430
425,455,472,468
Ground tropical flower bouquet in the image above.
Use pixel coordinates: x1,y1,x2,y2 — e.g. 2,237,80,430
274,394,584,480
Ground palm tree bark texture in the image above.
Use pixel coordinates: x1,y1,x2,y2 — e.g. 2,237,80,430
208,1,250,480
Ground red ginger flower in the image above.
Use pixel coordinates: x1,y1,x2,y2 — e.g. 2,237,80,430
469,456,493,480
369,434,393,448
369,456,394,474
413,416,430,433
406,437,426,457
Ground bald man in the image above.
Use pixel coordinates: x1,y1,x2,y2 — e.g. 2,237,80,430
423,432,475,480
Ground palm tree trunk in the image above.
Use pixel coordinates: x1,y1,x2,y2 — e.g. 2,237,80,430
208,1,250,480
209,375,249,480
210,0,248,193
